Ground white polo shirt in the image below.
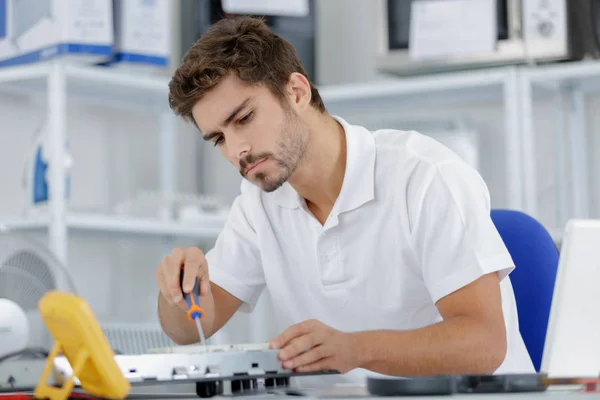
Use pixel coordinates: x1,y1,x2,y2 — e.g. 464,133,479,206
206,116,535,384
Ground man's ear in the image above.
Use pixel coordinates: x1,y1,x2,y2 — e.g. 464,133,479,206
286,72,312,110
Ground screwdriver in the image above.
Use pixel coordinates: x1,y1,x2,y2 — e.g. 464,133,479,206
179,267,208,349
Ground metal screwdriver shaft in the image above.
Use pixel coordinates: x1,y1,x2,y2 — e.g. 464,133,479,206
195,317,207,344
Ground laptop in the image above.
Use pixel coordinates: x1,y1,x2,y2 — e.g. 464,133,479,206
540,219,600,379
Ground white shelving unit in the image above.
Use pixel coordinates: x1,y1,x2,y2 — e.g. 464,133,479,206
0,60,229,264
520,60,600,237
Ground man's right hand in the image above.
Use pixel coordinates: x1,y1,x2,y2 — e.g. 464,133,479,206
156,246,242,345
156,247,211,311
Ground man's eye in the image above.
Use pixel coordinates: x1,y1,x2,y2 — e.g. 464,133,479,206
214,136,224,147
239,112,253,124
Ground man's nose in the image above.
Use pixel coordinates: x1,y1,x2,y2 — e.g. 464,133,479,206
227,135,251,163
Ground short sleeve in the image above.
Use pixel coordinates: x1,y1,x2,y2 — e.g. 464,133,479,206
409,161,514,304
205,193,265,312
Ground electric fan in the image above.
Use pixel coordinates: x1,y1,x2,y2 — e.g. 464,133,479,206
0,231,77,359
0,231,178,359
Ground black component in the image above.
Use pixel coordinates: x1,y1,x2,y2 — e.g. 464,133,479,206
283,389,306,396
275,377,289,387
251,363,258,368
230,379,241,393
367,376,455,396
456,374,547,393
230,377,260,394
568,0,600,60
196,380,223,398
264,377,275,387
241,379,251,390
367,374,547,396
496,0,509,40
231,371,248,392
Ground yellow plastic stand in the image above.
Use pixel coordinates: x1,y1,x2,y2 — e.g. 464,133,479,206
33,291,130,400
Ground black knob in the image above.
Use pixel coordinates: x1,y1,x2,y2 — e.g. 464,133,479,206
242,379,251,390
231,379,242,393
196,381,223,398
275,377,289,387
538,21,554,37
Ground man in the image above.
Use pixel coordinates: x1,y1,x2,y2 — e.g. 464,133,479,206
156,16,535,384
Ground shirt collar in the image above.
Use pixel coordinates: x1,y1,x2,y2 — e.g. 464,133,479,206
265,115,376,214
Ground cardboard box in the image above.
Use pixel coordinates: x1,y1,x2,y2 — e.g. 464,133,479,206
109,0,172,68
0,0,113,67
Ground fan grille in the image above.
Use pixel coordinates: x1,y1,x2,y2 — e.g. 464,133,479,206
0,233,175,354
0,253,56,310
102,323,176,355
0,233,77,350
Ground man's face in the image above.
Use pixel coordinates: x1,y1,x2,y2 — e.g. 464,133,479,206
192,74,309,192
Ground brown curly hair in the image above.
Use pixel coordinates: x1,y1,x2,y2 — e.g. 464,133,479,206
168,16,325,123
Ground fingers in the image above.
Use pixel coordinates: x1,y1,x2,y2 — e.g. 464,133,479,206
271,320,350,375
156,247,209,309
155,254,181,306
270,319,319,349
182,247,209,295
166,248,185,303
278,333,319,362
281,343,330,370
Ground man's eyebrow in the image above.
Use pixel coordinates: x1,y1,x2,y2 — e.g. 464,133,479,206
202,97,252,141
202,131,220,142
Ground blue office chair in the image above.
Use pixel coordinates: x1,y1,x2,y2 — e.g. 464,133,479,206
490,209,559,372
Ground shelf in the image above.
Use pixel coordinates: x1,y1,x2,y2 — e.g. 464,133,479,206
65,64,170,110
9,61,597,112
0,62,171,111
319,66,515,110
0,62,51,84
0,61,520,113
0,212,226,239
523,60,600,93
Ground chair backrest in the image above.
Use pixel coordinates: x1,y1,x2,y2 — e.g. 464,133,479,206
490,209,559,372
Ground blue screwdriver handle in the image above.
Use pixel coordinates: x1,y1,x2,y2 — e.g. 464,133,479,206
179,267,204,321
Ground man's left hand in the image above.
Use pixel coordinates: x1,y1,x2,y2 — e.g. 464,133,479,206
268,319,361,374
